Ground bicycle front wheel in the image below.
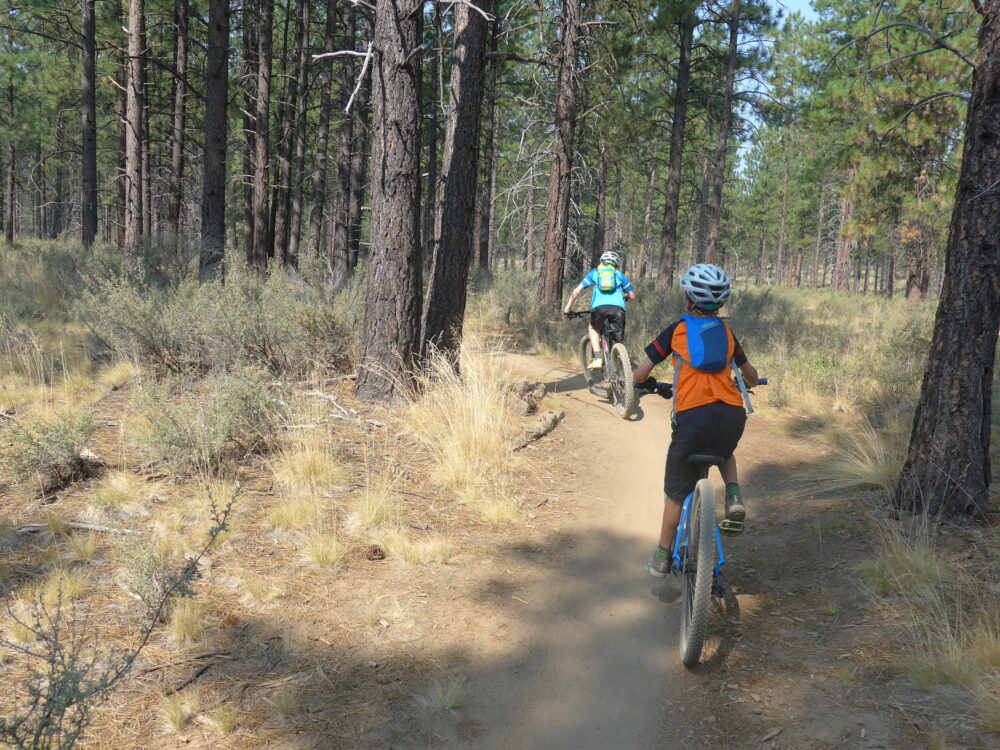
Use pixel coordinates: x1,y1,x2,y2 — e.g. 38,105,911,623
579,334,607,398
680,478,717,666
608,343,636,419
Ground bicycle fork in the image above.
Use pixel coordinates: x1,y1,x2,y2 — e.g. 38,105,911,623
671,497,728,598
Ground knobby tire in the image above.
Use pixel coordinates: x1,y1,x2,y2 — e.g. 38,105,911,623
609,343,636,419
680,478,716,666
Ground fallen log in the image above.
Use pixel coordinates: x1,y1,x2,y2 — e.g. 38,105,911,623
514,410,565,451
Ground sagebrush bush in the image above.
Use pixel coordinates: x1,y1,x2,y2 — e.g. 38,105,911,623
135,366,287,471
77,253,355,378
0,409,97,481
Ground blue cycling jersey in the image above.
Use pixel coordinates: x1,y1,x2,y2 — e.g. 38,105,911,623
581,267,634,309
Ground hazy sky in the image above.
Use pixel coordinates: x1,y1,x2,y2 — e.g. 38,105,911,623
775,0,819,21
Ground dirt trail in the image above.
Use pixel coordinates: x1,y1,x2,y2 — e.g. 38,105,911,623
440,352,928,750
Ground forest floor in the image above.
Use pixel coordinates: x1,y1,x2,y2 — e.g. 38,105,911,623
4,348,996,750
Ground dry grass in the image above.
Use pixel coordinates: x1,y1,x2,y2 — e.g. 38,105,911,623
405,342,521,524
269,688,297,719
240,573,284,604
268,496,326,531
793,421,905,497
210,703,239,735
301,532,345,567
97,361,139,390
272,436,345,494
375,530,455,565
855,517,951,596
63,533,98,564
347,473,401,533
170,598,207,643
90,471,157,511
32,568,89,607
161,693,197,731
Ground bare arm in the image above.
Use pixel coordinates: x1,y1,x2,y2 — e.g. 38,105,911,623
739,361,758,388
563,284,586,315
625,289,636,302
633,356,655,384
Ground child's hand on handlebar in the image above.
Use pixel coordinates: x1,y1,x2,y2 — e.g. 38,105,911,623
636,376,658,393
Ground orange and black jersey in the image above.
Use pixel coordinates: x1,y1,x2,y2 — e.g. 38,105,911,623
644,318,748,413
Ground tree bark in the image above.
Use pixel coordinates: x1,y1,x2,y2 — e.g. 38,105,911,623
537,0,580,306
355,0,424,401
307,0,339,258
833,167,857,291
776,152,789,285
286,1,311,266
655,6,695,290
635,164,656,281
589,143,608,268
421,0,491,358
812,182,825,288
273,0,308,265
331,3,357,281
124,0,145,249
248,0,274,270
346,44,373,273
200,0,230,271
422,5,443,256
756,227,765,285
476,15,500,273
895,1,1000,517
80,0,97,248
166,0,189,250
703,0,739,265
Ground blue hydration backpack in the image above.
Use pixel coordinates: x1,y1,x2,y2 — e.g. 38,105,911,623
677,315,729,372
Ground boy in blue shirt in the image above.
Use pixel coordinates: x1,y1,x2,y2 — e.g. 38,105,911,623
562,251,636,369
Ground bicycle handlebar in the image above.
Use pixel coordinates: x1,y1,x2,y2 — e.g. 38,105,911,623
564,310,591,319
637,377,767,399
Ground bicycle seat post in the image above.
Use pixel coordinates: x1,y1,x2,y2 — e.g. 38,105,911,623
687,453,725,480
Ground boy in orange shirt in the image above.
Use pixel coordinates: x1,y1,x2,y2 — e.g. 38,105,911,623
632,263,758,577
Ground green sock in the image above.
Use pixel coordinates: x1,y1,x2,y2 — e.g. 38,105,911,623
655,545,671,559
725,483,740,497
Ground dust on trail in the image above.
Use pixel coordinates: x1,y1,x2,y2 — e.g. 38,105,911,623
440,351,925,750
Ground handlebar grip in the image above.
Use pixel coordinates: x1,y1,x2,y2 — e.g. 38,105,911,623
757,377,768,386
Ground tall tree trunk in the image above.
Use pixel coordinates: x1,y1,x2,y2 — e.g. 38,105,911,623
537,0,580,306
589,143,608,268
167,0,189,250
273,0,308,265
422,5,443,256
124,0,145,249
704,0,739,265
812,183,825,288
476,15,500,273
655,4,695,291
248,0,274,270
307,0,339,258
200,0,230,271
636,164,656,281
287,10,310,265
80,0,98,248
422,0,491,357
524,183,536,271
346,58,372,272
114,1,127,249
776,152,789,285
50,123,65,238
355,0,423,401
833,168,857,292
895,1,1000,517
331,3,358,280
756,227,765,285
242,6,259,262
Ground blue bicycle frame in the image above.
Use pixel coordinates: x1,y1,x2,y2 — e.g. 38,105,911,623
672,489,727,579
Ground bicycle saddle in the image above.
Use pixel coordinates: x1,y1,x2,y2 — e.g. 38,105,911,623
688,453,725,467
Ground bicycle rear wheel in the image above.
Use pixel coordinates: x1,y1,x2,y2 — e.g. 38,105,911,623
578,334,607,398
608,343,636,419
680,478,716,666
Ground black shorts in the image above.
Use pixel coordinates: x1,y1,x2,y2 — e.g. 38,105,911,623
664,402,747,503
589,305,626,343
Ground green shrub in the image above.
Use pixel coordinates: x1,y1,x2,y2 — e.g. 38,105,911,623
1,410,97,481
77,254,355,378
135,367,287,471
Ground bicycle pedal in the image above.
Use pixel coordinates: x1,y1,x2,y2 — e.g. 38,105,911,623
719,520,744,536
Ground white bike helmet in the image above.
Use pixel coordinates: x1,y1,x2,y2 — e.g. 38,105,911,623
599,250,621,268
680,263,731,310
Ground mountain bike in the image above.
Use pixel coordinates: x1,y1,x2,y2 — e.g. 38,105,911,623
638,378,767,666
564,310,636,419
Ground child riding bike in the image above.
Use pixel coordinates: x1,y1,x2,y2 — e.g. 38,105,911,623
631,263,759,577
562,250,636,369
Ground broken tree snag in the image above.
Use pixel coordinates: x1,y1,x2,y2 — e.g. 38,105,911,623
514,410,565,451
